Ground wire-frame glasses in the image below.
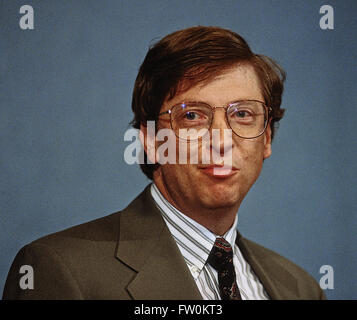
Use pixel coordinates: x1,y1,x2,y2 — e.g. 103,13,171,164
158,100,271,140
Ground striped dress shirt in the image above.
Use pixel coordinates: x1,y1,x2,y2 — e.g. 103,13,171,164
150,183,269,300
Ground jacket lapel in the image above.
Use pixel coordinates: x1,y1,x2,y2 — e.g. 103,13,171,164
236,233,300,300
115,185,202,300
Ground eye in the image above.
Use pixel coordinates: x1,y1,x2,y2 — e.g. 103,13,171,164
230,108,254,120
185,111,200,120
235,110,250,118
179,108,208,122
172,103,211,129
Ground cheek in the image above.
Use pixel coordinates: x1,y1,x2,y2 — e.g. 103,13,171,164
235,140,265,172
161,163,195,185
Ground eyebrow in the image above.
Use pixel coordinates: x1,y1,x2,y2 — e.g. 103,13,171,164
170,99,266,107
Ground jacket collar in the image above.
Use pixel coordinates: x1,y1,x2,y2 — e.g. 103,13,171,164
236,232,300,300
115,185,202,299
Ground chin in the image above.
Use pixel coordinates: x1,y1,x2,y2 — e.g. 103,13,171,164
200,188,240,209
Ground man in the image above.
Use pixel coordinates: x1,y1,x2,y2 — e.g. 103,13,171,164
3,26,325,300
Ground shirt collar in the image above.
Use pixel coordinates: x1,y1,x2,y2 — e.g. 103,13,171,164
150,183,238,278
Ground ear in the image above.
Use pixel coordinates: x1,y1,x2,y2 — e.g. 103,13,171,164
139,122,157,164
263,122,272,160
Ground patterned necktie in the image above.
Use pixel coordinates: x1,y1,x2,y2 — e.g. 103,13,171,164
207,237,242,300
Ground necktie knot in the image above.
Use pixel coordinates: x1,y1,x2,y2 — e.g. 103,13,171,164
208,237,233,269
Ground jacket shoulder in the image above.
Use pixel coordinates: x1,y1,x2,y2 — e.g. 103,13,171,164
3,211,126,300
34,211,121,245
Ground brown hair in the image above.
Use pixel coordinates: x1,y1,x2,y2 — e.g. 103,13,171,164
131,26,286,180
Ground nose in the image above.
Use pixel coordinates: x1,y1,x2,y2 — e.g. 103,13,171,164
210,108,233,158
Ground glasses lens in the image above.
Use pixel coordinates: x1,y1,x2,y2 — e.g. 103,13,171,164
171,103,212,140
227,101,267,138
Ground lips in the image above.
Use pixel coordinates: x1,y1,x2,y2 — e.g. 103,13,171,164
198,164,238,178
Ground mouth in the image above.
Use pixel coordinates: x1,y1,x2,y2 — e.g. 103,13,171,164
197,164,239,178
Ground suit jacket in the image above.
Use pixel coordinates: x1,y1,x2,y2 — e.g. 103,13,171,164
3,185,325,300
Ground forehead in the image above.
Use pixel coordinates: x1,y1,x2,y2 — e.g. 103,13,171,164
163,64,263,109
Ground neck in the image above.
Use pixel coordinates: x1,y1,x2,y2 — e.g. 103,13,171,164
153,177,239,236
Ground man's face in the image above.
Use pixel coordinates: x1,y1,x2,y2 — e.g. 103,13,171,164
143,64,272,218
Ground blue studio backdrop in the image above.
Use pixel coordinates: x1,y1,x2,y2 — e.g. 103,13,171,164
1,0,356,299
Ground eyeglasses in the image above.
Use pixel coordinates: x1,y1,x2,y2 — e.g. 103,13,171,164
158,100,271,140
